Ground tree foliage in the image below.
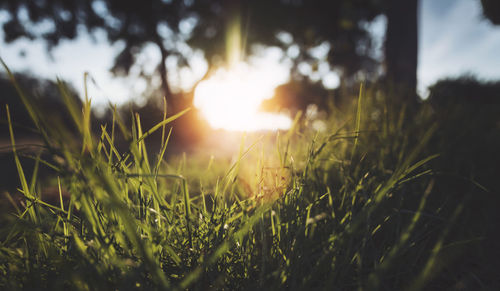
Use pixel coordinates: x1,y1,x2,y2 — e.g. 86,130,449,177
188,0,383,80
3,0,498,107
481,0,500,25
0,0,385,98
1,0,101,46
0,0,195,102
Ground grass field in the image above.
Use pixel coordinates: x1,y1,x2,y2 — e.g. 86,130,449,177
1,63,499,290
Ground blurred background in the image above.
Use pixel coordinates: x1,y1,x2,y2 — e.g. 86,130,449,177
1,0,499,185
1,0,499,103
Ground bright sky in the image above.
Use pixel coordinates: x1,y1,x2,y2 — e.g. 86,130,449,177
418,0,500,96
1,0,500,103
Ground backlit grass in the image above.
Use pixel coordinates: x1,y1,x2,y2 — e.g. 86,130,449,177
0,61,471,290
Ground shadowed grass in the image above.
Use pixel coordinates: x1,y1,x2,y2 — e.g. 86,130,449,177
0,60,474,290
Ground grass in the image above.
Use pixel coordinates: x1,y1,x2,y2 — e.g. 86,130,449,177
0,61,489,290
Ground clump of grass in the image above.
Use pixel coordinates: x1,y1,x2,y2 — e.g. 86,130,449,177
0,60,464,290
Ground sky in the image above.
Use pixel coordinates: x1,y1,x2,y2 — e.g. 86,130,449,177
418,0,500,96
1,0,500,105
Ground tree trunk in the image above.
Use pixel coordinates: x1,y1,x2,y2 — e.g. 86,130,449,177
155,38,173,107
384,0,419,106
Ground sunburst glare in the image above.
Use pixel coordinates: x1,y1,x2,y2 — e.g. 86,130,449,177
193,62,292,131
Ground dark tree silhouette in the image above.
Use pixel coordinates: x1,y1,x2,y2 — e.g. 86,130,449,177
481,0,500,24
2,0,497,110
190,0,499,109
383,0,498,106
0,1,101,46
188,0,382,82
384,0,418,105
0,0,195,108
187,0,422,107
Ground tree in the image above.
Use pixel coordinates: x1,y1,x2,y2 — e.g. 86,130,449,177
0,0,195,109
187,0,422,106
481,0,500,25
4,0,495,111
383,0,418,106
1,0,417,107
191,0,498,109
188,0,382,82
383,0,499,105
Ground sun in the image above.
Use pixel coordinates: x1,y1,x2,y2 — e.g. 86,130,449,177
193,62,292,131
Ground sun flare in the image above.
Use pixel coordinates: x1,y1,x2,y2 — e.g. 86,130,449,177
193,63,292,131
